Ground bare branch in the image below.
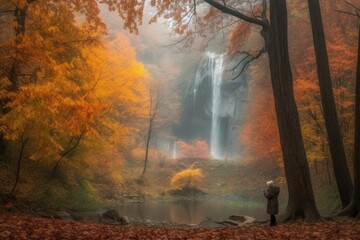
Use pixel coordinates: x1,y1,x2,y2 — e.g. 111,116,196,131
232,46,266,80
345,1,360,12
202,0,269,28
84,64,105,100
262,0,268,21
0,10,15,14
335,10,359,18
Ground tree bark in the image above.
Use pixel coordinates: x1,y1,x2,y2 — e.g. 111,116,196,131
354,24,360,219
142,118,153,176
307,0,353,208
10,135,28,195
264,0,320,221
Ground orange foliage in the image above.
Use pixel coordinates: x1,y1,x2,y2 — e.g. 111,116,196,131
239,62,282,166
170,163,204,190
0,0,149,173
238,0,357,167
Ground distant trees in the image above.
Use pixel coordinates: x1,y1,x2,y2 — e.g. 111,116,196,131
176,140,210,159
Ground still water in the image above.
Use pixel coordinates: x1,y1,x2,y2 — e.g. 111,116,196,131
116,199,268,225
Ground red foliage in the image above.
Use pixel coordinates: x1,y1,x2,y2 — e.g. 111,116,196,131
176,140,210,159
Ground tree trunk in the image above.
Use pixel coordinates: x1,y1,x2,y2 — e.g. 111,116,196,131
342,22,360,218
142,118,153,176
307,0,353,208
51,131,86,176
264,0,320,221
0,5,29,158
10,135,28,195
354,24,360,219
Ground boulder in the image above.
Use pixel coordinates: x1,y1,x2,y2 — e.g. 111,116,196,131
102,209,120,220
118,216,130,225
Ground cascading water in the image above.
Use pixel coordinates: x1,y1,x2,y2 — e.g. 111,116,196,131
210,53,224,159
172,140,177,159
192,52,225,159
174,51,247,160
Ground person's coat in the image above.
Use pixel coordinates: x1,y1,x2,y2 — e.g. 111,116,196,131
264,186,280,215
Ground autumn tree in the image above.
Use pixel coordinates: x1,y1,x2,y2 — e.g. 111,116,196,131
170,163,204,192
176,140,210,159
307,0,353,208
0,0,149,155
0,0,150,193
340,3,360,219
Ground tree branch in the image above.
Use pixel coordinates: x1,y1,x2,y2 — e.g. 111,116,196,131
0,10,15,14
51,130,86,176
232,46,266,80
202,0,269,28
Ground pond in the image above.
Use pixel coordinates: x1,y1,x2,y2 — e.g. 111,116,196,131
115,199,268,225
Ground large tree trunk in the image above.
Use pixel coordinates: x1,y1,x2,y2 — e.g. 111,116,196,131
264,0,320,221
342,22,360,218
354,24,360,219
307,0,353,208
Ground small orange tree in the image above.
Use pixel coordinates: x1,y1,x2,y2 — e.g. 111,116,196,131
170,163,204,191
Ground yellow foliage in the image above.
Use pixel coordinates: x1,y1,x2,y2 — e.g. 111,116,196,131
170,165,204,190
0,6,150,173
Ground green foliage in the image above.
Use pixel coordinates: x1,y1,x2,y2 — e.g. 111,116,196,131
35,180,101,212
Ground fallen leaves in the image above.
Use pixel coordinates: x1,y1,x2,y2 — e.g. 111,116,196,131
0,214,360,240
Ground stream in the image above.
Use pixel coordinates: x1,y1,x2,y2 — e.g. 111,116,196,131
115,199,268,225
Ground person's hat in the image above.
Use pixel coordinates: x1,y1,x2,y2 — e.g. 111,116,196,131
266,180,274,186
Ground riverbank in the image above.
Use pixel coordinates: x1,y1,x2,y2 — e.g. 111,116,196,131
1,214,359,240
0,158,340,224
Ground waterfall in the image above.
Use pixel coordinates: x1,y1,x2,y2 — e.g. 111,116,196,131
209,53,224,159
192,52,225,159
175,51,247,160
172,140,177,159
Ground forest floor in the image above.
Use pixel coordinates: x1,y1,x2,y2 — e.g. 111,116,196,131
1,214,360,240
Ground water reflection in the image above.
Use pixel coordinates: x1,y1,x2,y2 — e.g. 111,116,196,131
116,199,267,225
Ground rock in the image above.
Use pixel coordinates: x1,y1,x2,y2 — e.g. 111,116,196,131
118,216,130,225
198,219,226,228
145,219,154,226
54,211,73,221
227,215,255,226
198,215,256,227
102,209,120,220
134,217,143,223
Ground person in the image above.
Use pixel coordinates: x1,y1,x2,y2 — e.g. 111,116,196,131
263,180,280,226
